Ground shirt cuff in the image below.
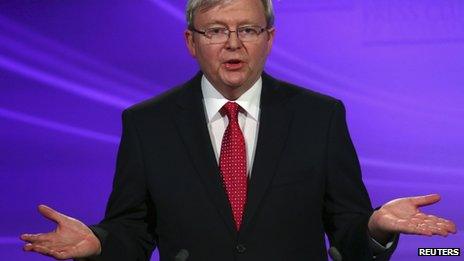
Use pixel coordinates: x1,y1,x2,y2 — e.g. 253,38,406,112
370,233,398,254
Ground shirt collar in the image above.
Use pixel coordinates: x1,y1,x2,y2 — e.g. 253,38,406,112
201,75,262,123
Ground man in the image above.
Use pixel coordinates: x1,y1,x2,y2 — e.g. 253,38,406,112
21,0,457,260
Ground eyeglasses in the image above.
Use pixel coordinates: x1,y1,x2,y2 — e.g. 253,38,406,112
191,26,269,44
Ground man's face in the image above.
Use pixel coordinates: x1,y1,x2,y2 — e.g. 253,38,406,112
185,0,275,93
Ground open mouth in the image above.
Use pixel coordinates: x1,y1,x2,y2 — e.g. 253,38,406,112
224,59,244,70
227,59,242,64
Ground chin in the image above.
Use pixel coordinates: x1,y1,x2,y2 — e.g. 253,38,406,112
226,83,246,89
221,73,249,88
223,79,246,88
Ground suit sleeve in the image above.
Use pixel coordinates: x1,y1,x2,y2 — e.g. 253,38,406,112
322,100,396,260
87,109,157,261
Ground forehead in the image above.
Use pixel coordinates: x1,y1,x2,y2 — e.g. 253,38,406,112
194,0,266,26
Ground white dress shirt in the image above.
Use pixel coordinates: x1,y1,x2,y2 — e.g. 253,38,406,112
201,75,262,177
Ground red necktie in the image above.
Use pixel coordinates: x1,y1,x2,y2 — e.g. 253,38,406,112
219,101,247,230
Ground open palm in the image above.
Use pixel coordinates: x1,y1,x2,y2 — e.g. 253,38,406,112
21,205,101,260
369,194,457,241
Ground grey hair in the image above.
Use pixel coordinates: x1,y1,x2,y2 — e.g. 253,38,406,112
186,0,274,29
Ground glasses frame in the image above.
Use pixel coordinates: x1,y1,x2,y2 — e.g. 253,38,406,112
191,25,271,43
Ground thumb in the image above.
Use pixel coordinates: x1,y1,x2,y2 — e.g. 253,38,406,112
38,204,64,224
410,194,441,207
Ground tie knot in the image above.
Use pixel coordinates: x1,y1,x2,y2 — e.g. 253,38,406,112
222,101,240,121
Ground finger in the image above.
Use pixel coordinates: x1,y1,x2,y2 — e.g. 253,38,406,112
424,216,440,224
410,194,441,207
409,217,422,224
427,225,449,237
424,215,446,225
438,218,457,233
20,233,50,243
28,244,66,259
23,242,50,251
27,244,53,257
408,223,433,236
436,219,457,233
413,221,451,237
424,216,457,234
38,204,64,224
425,214,451,225
435,222,454,235
448,222,457,233
23,243,33,251
438,217,453,225
408,216,455,237
396,219,429,236
398,219,431,236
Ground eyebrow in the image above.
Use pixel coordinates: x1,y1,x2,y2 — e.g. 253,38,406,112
204,23,261,29
203,19,261,28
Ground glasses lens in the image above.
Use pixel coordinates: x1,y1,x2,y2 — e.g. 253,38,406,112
238,27,260,42
206,28,228,43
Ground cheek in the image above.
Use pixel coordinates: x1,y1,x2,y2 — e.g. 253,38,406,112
248,46,269,66
198,46,221,68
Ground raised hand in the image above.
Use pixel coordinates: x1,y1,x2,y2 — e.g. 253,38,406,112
368,194,457,244
20,205,101,260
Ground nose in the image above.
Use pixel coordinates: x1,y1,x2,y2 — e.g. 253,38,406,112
225,30,242,50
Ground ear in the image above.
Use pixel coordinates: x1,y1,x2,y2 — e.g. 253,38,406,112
184,29,197,58
265,27,275,55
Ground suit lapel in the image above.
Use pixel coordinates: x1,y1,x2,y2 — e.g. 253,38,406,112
241,73,294,235
174,73,237,237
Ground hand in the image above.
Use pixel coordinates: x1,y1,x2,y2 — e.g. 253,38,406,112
368,194,457,244
20,205,101,260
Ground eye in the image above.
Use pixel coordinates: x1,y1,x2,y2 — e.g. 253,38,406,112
208,27,227,35
240,27,258,35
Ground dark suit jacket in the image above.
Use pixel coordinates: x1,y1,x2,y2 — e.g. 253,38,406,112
89,72,397,261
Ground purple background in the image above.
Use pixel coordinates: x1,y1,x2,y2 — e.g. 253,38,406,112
1,1,463,260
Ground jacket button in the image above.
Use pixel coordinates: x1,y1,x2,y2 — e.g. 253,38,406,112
236,244,246,253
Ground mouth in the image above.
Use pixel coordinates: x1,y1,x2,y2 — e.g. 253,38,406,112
223,59,244,70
